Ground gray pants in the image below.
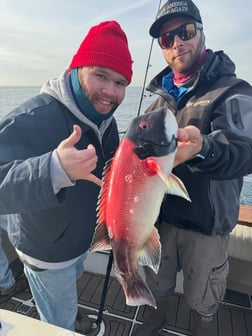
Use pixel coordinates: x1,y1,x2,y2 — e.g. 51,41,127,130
144,221,229,316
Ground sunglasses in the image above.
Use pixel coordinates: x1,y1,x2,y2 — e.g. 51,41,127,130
158,21,203,49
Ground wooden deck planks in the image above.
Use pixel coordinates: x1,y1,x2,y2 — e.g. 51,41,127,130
1,263,252,335
238,205,252,227
218,306,234,336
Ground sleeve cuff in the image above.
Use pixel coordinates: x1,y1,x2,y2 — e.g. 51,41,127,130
50,150,75,194
186,135,210,164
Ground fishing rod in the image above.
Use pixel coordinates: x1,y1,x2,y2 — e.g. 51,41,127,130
137,0,162,116
118,0,162,136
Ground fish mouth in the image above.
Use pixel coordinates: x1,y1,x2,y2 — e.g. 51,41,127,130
134,135,177,160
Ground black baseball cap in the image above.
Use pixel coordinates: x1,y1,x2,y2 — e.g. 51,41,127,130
150,0,202,38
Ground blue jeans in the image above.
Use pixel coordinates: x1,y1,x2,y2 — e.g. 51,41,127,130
0,216,15,289
24,252,87,331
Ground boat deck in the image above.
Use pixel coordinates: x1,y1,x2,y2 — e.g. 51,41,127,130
1,205,252,335
0,257,252,336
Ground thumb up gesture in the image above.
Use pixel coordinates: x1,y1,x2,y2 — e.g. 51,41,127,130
56,125,102,186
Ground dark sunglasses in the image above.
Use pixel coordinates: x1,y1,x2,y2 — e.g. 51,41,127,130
158,21,203,49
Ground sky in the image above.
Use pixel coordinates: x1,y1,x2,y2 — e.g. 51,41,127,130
0,0,251,87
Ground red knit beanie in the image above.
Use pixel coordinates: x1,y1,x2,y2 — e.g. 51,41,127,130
69,21,133,84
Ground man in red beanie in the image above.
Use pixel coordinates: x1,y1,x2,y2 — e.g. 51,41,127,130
0,20,133,333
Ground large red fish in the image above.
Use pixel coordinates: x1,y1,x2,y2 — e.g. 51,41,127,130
89,107,190,308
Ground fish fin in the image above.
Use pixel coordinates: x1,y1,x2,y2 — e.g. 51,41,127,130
89,159,114,252
166,173,191,202
115,269,156,308
145,158,191,202
145,157,163,176
145,158,173,187
89,221,112,252
138,227,161,274
96,158,113,225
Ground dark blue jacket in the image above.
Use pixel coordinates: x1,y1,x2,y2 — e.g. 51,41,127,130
146,50,252,236
0,93,119,261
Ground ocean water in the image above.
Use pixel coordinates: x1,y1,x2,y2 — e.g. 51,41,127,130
0,86,251,205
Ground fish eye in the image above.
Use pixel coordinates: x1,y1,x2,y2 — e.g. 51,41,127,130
139,120,150,129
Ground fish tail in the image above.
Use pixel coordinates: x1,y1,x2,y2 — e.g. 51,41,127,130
119,273,156,308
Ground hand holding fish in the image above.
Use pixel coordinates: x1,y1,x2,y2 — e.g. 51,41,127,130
56,124,102,186
173,125,204,167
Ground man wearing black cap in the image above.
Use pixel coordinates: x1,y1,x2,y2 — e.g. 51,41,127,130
134,1,252,335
